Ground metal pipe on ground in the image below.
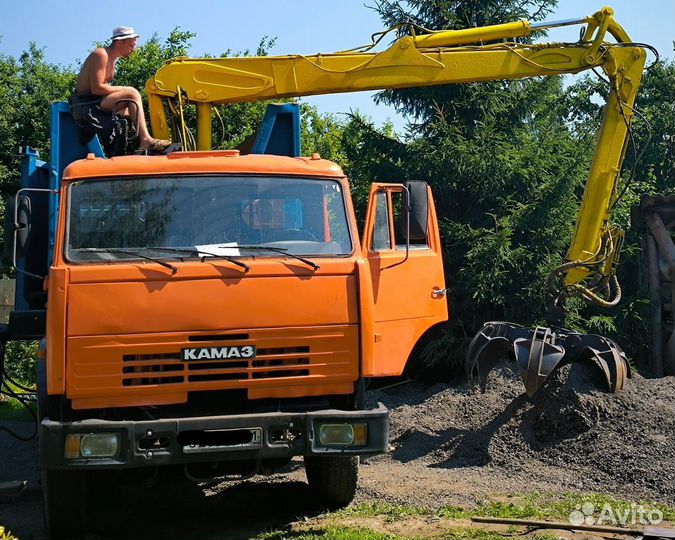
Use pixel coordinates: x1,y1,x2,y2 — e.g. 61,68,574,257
471,516,675,538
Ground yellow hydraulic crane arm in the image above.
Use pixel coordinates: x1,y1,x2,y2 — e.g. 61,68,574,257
145,7,646,302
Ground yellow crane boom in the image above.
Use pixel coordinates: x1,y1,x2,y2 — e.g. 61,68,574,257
146,6,645,305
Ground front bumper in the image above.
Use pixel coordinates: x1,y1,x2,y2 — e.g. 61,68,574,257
39,404,389,470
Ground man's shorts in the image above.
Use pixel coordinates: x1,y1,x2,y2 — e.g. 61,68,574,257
68,93,109,132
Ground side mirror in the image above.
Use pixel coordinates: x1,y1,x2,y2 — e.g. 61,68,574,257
3,195,31,264
398,181,429,243
15,195,32,258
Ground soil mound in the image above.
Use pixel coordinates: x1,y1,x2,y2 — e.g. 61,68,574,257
368,362,675,501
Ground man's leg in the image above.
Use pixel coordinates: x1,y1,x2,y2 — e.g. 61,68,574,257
100,87,168,149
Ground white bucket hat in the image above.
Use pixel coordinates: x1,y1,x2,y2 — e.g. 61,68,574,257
111,26,140,41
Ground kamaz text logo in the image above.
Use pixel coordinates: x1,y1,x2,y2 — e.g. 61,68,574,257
181,346,256,361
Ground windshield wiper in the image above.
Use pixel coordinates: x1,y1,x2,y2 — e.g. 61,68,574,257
149,247,250,272
79,248,178,274
232,245,320,271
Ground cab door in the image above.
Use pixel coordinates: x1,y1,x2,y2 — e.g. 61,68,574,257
361,181,448,377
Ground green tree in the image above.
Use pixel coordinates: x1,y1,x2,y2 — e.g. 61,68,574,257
359,1,675,374
371,0,558,128
556,60,675,361
358,0,622,372
337,113,405,223
619,60,675,199
0,44,75,195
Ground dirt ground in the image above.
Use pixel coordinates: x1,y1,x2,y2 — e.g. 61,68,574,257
1,362,674,539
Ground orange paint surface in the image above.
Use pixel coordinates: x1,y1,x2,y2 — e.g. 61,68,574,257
48,156,447,409
63,152,344,181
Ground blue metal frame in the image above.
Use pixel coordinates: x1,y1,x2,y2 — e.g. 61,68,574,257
251,103,301,157
14,103,104,312
14,149,49,312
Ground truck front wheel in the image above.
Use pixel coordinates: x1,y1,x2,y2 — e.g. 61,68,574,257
304,455,358,508
42,469,86,537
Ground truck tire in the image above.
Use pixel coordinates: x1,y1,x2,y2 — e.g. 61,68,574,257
42,469,86,537
304,455,358,508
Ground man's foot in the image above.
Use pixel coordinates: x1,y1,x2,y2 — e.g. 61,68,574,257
141,138,172,151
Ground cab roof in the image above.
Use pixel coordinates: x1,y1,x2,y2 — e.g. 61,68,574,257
62,151,345,181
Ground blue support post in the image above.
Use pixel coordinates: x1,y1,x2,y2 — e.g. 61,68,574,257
14,148,50,312
251,103,301,157
13,103,105,313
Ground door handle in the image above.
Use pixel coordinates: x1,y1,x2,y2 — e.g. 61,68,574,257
431,287,447,298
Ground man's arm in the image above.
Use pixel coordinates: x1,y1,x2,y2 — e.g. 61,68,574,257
88,49,115,96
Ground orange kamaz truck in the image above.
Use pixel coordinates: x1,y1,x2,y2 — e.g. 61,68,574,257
5,6,646,536
8,103,447,536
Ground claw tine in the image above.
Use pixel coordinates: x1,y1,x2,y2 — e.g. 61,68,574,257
466,322,523,392
466,336,512,392
577,338,629,393
514,327,565,397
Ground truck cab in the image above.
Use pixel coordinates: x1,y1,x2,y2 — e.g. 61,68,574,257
10,104,447,536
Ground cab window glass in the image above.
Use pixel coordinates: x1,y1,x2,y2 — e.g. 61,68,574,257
371,192,391,251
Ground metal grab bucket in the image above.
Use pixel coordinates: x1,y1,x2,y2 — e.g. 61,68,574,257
466,321,630,397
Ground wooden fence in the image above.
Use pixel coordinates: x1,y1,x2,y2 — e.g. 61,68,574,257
0,280,15,323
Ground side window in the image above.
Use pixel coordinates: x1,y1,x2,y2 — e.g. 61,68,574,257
369,187,429,252
371,191,391,251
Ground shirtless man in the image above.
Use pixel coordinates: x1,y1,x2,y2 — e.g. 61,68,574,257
73,26,170,151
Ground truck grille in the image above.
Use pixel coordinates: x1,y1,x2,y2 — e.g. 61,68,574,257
67,325,357,406
122,346,311,386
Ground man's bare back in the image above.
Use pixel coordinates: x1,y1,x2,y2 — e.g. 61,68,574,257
73,26,171,151
74,48,116,97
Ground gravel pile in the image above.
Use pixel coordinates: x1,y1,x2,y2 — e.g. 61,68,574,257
368,362,675,502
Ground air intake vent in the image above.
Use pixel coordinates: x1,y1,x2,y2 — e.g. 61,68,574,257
121,343,313,387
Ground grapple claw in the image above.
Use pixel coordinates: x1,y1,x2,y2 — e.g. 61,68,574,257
466,322,631,397
559,333,630,393
514,327,565,397
465,322,533,393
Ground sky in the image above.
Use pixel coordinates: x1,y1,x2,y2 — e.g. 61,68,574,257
1,0,673,133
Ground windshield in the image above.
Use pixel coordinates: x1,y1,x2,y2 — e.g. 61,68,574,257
66,175,352,262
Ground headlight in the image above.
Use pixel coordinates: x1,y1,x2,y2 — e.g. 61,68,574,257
318,423,367,446
65,433,120,459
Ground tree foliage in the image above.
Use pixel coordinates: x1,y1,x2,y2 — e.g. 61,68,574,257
0,4,673,382
0,44,75,195
371,0,557,127
349,0,675,373
112,28,196,93
349,0,591,369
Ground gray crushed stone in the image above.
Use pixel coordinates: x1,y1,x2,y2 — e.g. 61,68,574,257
367,362,675,503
